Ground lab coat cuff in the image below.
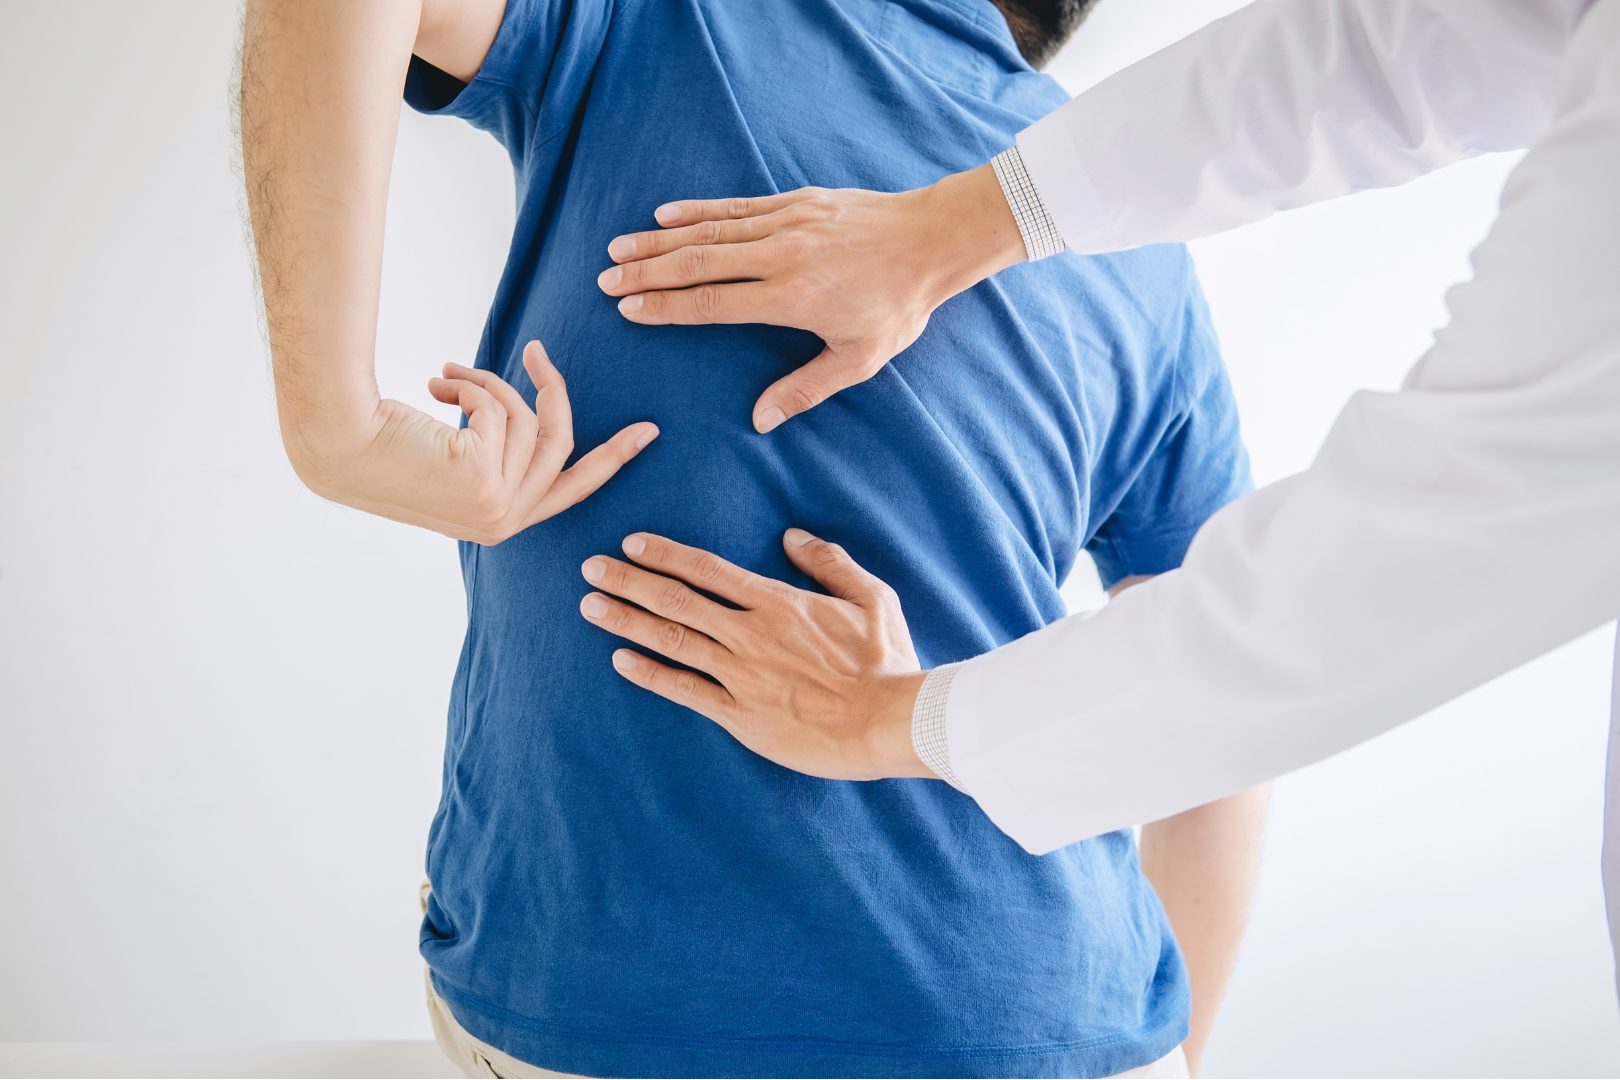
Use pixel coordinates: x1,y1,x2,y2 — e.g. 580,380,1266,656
1017,110,1121,255
946,650,1074,855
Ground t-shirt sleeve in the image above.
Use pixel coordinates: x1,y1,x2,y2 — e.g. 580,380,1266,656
1085,289,1253,588
404,0,616,164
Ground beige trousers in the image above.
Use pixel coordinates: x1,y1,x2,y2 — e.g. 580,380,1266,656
420,885,1189,1080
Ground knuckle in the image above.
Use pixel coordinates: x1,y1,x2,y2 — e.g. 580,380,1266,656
691,553,726,586
726,196,752,220
657,621,688,655
782,381,826,414
691,284,725,320
695,220,725,245
774,232,813,262
678,245,709,278
813,542,847,566
600,559,630,590
673,670,706,699
658,580,690,614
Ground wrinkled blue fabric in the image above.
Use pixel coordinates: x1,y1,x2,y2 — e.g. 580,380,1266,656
407,0,1252,1075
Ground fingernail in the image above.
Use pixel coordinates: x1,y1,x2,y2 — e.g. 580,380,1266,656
784,528,817,547
755,406,786,433
634,425,658,450
598,266,622,290
608,235,636,260
582,557,606,582
654,203,681,225
613,650,639,672
580,594,609,619
622,534,646,557
618,294,643,315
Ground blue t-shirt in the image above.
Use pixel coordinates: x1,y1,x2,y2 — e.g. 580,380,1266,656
408,1,1252,1076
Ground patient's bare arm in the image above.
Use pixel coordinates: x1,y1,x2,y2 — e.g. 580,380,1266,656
1141,784,1270,1076
1110,575,1267,1075
238,0,655,544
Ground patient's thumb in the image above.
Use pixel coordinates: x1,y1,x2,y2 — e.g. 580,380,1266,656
783,528,884,604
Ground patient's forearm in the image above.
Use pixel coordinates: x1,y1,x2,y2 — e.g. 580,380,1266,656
1140,783,1270,1076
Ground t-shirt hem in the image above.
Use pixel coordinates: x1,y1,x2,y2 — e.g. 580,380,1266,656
432,972,1189,1079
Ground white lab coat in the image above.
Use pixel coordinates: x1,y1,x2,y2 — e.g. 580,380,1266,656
946,0,1620,958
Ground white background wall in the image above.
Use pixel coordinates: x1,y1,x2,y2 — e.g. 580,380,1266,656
0,1,1614,1075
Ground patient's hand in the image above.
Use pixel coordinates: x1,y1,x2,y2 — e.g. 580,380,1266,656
595,164,1025,433
299,341,658,545
578,530,935,781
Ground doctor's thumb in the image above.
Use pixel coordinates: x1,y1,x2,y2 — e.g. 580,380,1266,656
783,529,887,605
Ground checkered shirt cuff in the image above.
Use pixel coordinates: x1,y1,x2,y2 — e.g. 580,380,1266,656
911,663,968,793
990,145,1068,262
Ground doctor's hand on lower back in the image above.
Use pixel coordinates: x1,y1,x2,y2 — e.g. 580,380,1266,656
594,163,1027,433
293,341,658,546
578,529,937,781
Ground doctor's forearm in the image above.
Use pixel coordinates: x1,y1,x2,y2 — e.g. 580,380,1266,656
1018,0,1580,253
945,0,1620,855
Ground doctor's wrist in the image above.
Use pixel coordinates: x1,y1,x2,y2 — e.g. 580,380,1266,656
864,670,936,781
918,162,1028,304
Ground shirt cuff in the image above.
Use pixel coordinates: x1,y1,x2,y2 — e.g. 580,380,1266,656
911,663,969,792
989,146,1069,261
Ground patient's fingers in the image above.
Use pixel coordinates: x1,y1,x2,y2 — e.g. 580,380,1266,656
579,591,736,679
526,422,658,526
606,648,740,729
650,191,807,229
606,217,769,265
619,533,783,610
581,554,736,640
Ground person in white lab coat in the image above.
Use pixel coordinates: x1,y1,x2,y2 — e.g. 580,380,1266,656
577,0,1620,967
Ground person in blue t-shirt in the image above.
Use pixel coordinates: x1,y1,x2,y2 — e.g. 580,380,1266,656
239,0,1268,1076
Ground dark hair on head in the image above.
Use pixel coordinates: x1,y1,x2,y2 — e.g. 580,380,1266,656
989,0,1101,69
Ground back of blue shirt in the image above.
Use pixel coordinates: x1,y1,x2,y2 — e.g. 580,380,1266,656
408,1,1251,1076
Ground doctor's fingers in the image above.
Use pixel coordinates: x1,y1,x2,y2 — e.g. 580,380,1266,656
579,592,738,681
651,190,811,230
618,533,787,611
752,343,891,432
606,215,773,266
604,648,745,735
613,280,788,328
599,238,785,302
580,554,739,642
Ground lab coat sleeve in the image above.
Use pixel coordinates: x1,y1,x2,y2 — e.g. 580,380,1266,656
951,0,1620,854
1018,0,1586,255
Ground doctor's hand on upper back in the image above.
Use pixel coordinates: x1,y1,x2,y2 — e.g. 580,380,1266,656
594,163,1027,432
577,529,936,781
296,340,657,546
